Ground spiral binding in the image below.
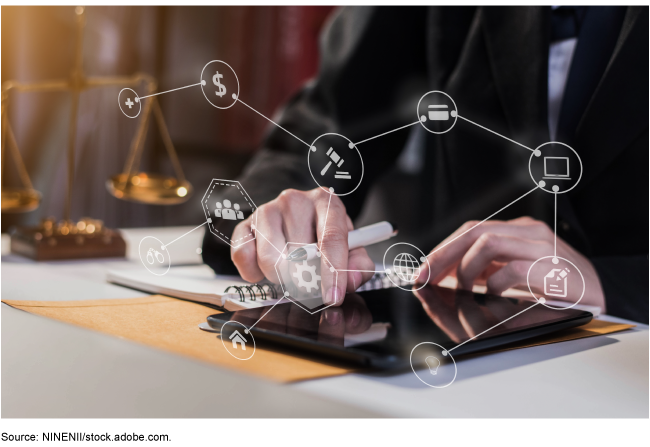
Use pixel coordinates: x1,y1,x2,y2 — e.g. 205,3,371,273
223,272,408,303
224,283,282,302
354,271,412,292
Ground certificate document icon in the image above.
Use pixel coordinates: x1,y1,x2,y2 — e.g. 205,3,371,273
544,268,570,298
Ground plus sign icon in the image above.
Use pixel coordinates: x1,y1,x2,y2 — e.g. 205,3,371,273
118,87,141,119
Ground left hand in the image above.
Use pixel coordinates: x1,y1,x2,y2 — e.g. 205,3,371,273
416,217,606,310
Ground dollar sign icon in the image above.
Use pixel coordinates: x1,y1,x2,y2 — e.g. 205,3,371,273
212,71,227,98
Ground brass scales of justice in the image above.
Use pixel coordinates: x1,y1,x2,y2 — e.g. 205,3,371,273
1,6,193,261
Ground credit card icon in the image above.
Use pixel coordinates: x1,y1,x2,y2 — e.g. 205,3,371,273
428,105,449,121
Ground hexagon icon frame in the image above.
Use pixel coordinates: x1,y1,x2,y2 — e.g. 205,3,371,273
202,179,257,248
274,242,340,315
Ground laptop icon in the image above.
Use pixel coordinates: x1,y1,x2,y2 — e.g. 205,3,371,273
543,156,571,180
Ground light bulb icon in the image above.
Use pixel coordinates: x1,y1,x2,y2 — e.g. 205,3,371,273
425,356,440,375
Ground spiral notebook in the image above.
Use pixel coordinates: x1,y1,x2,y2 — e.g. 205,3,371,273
107,265,412,312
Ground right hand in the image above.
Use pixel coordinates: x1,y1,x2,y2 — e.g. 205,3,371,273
230,188,376,305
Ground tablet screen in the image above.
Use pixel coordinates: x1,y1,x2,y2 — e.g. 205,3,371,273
208,285,591,365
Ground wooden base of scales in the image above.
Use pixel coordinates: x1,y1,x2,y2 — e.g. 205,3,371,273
9,218,126,261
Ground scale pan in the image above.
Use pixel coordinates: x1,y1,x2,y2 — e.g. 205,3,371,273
107,172,192,205
1,188,42,213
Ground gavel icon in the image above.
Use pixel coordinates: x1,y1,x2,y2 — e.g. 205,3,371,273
320,147,345,176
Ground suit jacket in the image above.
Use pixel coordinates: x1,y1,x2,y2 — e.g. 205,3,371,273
203,6,649,323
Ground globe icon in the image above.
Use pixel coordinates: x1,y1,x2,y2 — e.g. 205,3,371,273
393,253,421,282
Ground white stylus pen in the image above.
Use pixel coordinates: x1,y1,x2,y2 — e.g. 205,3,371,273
286,221,398,262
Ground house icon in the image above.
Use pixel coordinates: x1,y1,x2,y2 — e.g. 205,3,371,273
229,330,247,350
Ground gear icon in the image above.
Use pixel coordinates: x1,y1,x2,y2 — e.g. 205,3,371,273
292,260,321,293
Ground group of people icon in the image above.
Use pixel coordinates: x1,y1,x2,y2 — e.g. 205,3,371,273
215,199,245,220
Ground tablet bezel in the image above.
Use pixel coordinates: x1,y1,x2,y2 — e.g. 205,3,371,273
207,286,593,368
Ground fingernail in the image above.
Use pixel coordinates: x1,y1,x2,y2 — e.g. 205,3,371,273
325,287,341,305
325,308,342,325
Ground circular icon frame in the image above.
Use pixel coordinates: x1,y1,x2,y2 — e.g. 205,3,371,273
308,133,364,197
220,320,256,361
529,141,583,194
200,60,240,110
417,90,458,134
410,342,457,388
383,242,431,291
118,88,141,119
526,255,585,310
138,236,171,276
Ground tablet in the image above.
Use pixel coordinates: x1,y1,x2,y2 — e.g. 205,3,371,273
207,285,592,368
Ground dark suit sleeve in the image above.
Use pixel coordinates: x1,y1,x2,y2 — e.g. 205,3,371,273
202,6,428,273
591,256,649,324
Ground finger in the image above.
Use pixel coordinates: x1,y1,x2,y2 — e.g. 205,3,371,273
253,203,287,283
506,216,555,241
277,189,317,244
313,189,349,306
231,217,264,283
318,307,346,346
426,220,553,284
346,247,375,292
456,234,551,290
485,262,530,296
475,261,506,285
344,212,376,292
416,258,457,286
485,260,535,296
277,190,321,298
425,220,494,282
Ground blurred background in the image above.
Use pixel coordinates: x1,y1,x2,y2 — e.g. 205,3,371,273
1,5,427,260
1,5,336,231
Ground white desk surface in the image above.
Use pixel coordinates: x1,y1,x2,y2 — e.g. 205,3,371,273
1,227,648,417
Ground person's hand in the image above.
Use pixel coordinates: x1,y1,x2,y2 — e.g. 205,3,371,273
230,188,375,305
416,217,606,310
